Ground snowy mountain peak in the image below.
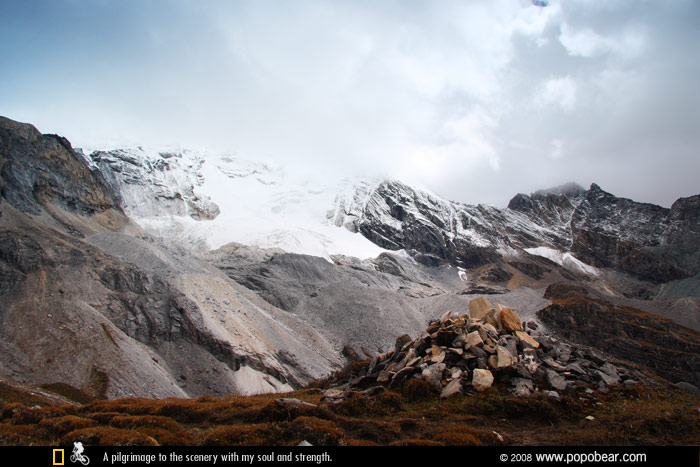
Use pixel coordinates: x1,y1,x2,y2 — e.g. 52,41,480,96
81,147,220,221
77,143,700,283
80,146,388,260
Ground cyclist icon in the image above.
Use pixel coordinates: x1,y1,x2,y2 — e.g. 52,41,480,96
70,441,90,465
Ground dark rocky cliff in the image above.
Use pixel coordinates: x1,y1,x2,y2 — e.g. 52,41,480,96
538,295,700,387
338,179,700,283
0,117,121,217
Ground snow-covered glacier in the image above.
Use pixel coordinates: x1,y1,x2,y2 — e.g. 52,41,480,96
79,146,388,260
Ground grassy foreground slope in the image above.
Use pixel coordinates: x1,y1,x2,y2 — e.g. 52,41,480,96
1,377,698,446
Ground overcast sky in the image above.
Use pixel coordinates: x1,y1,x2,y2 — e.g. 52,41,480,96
1,0,698,207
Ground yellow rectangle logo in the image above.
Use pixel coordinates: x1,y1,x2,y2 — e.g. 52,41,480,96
53,449,65,465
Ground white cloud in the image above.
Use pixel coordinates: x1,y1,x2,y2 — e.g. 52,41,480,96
559,23,647,59
535,76,577,112
549,139,564,160
510,1,562,39
399,106,501,186
1,0,698,208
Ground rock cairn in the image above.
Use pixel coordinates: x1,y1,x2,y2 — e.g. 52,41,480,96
336,296,641,399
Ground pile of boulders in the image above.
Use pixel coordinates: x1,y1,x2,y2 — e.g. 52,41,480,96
334,296,641,399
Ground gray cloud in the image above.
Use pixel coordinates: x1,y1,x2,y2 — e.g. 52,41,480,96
0,0,698,207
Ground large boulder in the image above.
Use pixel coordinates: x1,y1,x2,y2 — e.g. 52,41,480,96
499,307,523,332
440,379,462,399
469,296,493,320
422,363,446,392
472,369,494,392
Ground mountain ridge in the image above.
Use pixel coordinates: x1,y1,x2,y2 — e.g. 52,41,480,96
1,115,699,404
64,136,700,287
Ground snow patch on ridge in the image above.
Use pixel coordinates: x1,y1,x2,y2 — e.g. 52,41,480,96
524,246,599,276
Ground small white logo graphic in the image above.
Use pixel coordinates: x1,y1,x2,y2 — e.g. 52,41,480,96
70,442,90,465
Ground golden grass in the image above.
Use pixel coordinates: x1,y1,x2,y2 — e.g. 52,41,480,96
109,415,182,431
0,383,696,446
38,415,97,436
288,416,344,446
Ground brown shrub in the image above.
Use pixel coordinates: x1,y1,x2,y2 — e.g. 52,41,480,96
288,416,344,446
181,395,287,425
397,417,421,432
208,406,260,424
561,387,700,446
389,439,445,446
194,395,218,403
41,405,76,419
61,426,159,446
377,391,404,412
3,405,44,425
194,423,280,446
325,393,370,417
256,401,336,423
429,422,491,446
154,400,220,424
84,412,123,425
327,391,404,417
432,430,483,446
38,415,97,436
401,378,433,401
444,389,564,422
0,403,25,421
0,423,37,445
80,397,223,424
81,398,156,416
337,418,400,443
110,415,181,432
137,427,191,446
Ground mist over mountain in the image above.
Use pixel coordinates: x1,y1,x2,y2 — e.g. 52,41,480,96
3,1,700,209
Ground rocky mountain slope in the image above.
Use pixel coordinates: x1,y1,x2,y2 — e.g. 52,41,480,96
332,178,700,284
0,117,556,399
77,141,700,289
1,115,699,403
328,177,700,331
85,148,220,221
0,117,341,398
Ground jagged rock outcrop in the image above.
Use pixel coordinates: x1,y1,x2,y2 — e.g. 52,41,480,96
83,148,220,221
0,117,122,219
538,295,700,387
660,194,700,276
331,180,515,269
507,182,587,250
331,181,596,270
333,180,700,284
569,184,685,282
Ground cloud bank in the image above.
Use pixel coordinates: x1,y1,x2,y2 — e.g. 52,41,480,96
1,0,698,207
